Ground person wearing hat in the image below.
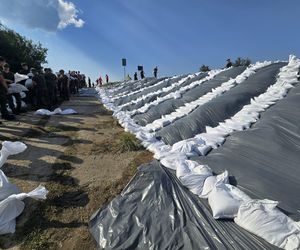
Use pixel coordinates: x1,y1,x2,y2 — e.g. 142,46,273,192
226,59,233,68
0,57,15,120
2,64,22,115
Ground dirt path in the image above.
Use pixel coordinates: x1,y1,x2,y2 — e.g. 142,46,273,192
0,92,153,249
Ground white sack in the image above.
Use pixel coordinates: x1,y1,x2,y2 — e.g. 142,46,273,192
7,83,28,94
176,160,212,196
234,199,300,250
208,183,251,219
0,141,27,168
160,153,186,170
0,185,48,235
60,108,78,115
25,79,33,88
0,196,25,234
14,73,28,83
0,170,19,201
200,171,229,198
35,108,77,116
20,92,26,99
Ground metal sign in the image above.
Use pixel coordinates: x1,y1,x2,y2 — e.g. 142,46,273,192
122,58,126,66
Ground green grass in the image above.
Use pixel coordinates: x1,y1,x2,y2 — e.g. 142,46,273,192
118,132,143,152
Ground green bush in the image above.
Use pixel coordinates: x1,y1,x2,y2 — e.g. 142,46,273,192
234,57,251,67
118,132,143,152
199,64,210,72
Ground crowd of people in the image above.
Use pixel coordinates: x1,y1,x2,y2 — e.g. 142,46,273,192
0,55,88,121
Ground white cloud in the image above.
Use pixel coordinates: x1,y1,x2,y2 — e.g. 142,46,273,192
57,0,85,29
0,0,84,31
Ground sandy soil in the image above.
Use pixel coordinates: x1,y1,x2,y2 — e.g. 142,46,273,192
0,93,153,249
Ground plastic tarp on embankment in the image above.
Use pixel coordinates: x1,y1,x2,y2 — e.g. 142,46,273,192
156,62,286,145
89,161,278,249
90,58,300,249
193,78,300,220
133,66,246,125
114,77,169,106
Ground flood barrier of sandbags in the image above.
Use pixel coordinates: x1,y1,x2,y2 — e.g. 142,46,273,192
93,55,300,249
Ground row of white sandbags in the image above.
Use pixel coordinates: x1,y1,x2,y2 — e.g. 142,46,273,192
175,159,300,250
104,69,224,125
116,74,196,109
99,69,225,117
96,56,300,249
107,78,151,95
102,77,181,108
0,141,48,234
109,77,176,102
168,55,300,157
106,79,139,99
97,67,230,161
98,57,298,162
129,68,229,116
145,60,272,132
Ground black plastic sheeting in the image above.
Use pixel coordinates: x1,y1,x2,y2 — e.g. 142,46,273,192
114,77,168,106
90,63,299,249
90,161,278,250
112,78,154,96
115,75,188,107
156,62,286,145
133,66,247,126
192,79,300,221
122,73,209,113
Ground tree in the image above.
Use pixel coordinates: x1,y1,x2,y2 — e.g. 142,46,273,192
234,57,251,67
200,64,210,72
0,23,48,72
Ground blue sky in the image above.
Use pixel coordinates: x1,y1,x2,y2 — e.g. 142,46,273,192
0,0,300,82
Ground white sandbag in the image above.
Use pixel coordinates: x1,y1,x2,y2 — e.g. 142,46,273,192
25,79,33,88
53,108,63,114
208,183,251,219
34,109,53,116
20,92,26,99
0,185,48,235
34,108,77,116
60,108,77,115
0,170,20,201
176,160,212,178
0,141,27,168
0,196,25,234
176,160,212,196
160,153,186,170
7,83,28,94
195,144,211,156
234,199,300,250
14,73,28,83
14,185,48,200
171,138,204,156
200,171,229,198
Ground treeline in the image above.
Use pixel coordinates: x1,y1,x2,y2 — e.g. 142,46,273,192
0,23,47,72
200,57,251,72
